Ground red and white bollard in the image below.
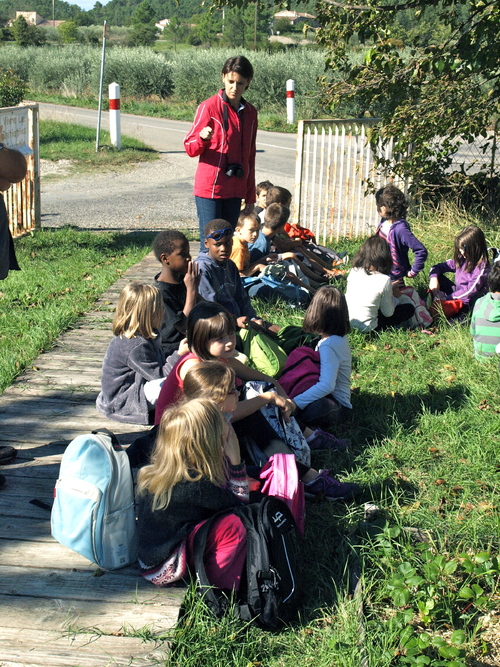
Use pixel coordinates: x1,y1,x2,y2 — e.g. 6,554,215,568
286,79,295,124
109,82,121,150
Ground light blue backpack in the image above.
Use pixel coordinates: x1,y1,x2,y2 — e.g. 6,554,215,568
51,429,137,570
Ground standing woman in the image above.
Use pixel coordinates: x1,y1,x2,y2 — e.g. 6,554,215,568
184,56,257,244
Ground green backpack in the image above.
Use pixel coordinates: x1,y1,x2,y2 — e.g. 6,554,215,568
239,327,288,378
276,325,320,355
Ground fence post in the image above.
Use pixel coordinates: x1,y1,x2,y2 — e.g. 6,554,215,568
286,79,295,124
109,82,121,150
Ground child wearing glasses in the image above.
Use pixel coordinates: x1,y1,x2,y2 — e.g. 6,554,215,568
428,225,490,315
195,218,279,331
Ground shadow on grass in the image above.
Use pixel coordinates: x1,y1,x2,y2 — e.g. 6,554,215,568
349,384,470,444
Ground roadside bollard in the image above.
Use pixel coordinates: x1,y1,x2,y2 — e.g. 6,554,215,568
109,82,121,150
286,79,295,124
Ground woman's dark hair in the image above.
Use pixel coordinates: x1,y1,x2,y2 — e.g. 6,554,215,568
375,184,408,221
352,235,393,276
187,302,237,361
303,286,350,337
221,56,254,83
488,262,500,292
453,225,489,272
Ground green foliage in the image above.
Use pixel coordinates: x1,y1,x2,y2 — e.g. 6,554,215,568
127,23,158,47
131,0,155,26
10,15,45,46
0,45,173,99
57,21,79,44
312,0,500,196
0,68,27,107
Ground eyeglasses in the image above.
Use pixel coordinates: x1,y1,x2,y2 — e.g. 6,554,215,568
205,228,233,241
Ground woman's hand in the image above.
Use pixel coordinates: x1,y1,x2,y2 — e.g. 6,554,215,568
199,126,213,141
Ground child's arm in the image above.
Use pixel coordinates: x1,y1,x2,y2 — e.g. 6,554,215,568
379,279,396,317
428,259,456,295
183,260,200,318
401,226,428,277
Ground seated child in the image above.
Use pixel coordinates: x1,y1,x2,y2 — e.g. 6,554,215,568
195,218,279,331
137,398,248,590
260,186,338,280
153,230,200,356
375,184,428,287
429,225,490,316
291,287,354,433
96,283,181,425
346,236,415,331
470,261,500,360
233,210,315,296
254,180,273,216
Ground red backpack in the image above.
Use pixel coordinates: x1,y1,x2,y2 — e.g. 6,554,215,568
278,346,320,399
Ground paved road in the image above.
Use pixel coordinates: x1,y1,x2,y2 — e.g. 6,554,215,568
39,103,297,232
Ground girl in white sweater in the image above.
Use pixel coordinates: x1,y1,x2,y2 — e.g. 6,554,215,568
346,236,415,332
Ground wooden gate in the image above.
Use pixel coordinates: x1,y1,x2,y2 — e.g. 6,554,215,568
0,104,40,237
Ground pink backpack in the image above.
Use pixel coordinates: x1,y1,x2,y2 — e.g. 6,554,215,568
278,346,320,399
259,453,305,535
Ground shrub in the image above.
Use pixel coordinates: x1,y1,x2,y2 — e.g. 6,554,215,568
0,68,27,107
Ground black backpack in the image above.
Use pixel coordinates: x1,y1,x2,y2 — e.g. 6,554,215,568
193,496,301,630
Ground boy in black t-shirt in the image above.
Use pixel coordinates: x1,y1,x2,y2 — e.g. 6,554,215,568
153,230,201,355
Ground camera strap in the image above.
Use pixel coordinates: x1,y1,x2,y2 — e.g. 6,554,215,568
222,96,245,168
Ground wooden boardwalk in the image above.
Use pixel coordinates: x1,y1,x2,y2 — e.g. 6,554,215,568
0,250,190,667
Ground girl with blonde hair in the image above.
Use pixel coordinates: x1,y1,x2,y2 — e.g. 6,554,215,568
96,282,183,425
137,398,248,590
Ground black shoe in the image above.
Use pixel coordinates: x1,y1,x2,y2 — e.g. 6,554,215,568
0,446,17,465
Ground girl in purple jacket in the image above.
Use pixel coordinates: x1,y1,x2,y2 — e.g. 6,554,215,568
428,225,490,314
375,184,428,287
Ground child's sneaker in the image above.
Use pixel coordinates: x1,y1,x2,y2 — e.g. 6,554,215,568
305,469,360,501
308,429,350,452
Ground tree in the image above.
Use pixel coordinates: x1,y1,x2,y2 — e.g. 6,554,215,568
163,16,187,51
58,21,79,43
10,15,45,46
129,0,158,46
193,11,221,47
311,0,500,196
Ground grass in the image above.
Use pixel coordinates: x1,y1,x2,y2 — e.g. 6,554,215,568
3,206,500,665
40,119,159,172
0,228,155,393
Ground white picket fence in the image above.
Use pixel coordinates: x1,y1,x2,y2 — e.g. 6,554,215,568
292,119,405,242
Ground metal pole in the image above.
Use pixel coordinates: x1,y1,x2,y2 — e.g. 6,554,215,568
96,21,107,153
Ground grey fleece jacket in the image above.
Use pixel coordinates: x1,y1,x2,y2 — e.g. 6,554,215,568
96,335,179,425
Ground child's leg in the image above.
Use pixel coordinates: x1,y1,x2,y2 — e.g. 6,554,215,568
189,515,247,591
295,397,348,430
376,303,416,330
286,271,316,294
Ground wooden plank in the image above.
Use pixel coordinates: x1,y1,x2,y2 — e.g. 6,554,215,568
0,565,185,605
0,595,179,634
0,516,51,540
0,627,167,666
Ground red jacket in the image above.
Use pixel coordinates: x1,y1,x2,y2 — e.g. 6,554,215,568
184,90,257,205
